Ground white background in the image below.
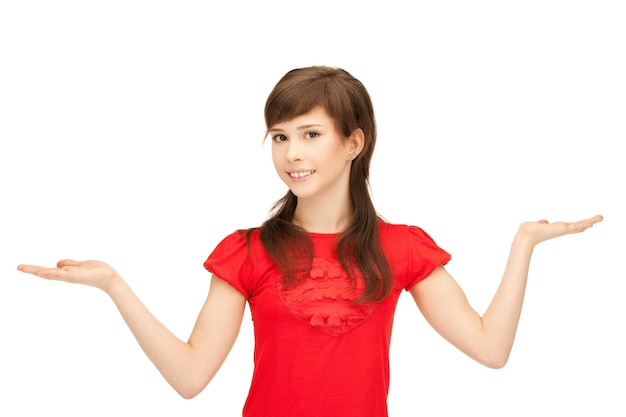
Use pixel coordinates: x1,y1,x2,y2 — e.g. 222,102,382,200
1,1,624,416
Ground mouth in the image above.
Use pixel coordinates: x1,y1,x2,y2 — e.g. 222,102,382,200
288,170,316,179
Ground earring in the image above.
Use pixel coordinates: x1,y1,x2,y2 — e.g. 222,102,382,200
352,151,358,159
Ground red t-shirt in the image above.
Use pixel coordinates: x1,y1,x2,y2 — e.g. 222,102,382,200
204,221,451,417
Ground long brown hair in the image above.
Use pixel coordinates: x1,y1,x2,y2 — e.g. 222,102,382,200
256,66,392,303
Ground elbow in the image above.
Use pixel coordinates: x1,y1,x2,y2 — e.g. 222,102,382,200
479,351,510,369
471,345,511,369
484,357,508,370
173,377,212,400
176,385,204,400
179,391,199,400
178,388,198,400
170,362,221,399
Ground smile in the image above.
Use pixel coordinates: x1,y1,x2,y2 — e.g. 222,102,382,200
289,170,316,179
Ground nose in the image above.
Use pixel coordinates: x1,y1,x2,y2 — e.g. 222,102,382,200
286,139,302,161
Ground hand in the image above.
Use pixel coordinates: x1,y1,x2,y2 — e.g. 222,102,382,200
517,214,603,246
17,259,121,292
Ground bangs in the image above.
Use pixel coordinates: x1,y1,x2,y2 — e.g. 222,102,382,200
264,67,356,137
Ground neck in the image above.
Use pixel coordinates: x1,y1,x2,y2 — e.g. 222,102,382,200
293,195,353,234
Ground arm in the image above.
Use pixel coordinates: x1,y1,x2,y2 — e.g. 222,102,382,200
410,215,602,369
17,260,246,399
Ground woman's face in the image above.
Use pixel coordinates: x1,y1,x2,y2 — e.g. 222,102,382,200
269,106,355,203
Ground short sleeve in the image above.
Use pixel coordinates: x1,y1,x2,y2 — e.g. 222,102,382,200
203,230,255,299
404,226,451,291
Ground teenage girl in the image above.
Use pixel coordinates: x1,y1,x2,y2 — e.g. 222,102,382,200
17,66,603,417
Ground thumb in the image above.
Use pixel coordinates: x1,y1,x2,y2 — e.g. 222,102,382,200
57,259,82,268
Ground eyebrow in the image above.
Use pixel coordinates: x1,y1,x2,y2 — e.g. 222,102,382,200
268,123,326,133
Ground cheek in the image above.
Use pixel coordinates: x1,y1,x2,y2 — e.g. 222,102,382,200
328,144,350,166
271,147,283,173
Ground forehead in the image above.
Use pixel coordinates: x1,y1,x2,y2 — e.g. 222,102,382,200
269,106,335,131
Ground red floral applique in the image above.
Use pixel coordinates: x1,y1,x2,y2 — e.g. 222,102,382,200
278,257,378,336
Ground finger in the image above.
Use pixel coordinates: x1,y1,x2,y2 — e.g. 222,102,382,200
576,214,603,226
17,264,43,273
589,214,604,224
57,259,82,268
579,215,603,228
567,217,602,234
17,265,68,280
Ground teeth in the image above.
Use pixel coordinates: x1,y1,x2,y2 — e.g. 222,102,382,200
289,170,314,178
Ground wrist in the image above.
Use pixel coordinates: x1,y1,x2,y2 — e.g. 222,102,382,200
102,271,124,295
514,225,539,249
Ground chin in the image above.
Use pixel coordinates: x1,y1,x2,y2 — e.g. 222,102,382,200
287,186,316,200
288,189,309,199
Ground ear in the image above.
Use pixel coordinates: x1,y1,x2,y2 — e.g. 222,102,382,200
347,128,365,160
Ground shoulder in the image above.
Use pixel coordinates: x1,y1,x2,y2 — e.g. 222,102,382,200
378,220,450,259
378,220,406,236
206,227,264,262
378,220,431,241
219,227,261,246
378,220,451,290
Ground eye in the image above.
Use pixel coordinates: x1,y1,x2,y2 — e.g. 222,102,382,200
272,134,287,142
305,131,319,139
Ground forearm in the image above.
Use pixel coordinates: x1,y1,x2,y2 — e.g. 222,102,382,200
413,215,601,369
105,276,204,396
480,232,535,366
17,260,243,398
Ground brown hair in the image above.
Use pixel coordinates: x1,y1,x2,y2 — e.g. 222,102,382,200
256,66,392,303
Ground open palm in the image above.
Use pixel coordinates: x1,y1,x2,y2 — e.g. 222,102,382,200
17,259,119,291
518,215,603,246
